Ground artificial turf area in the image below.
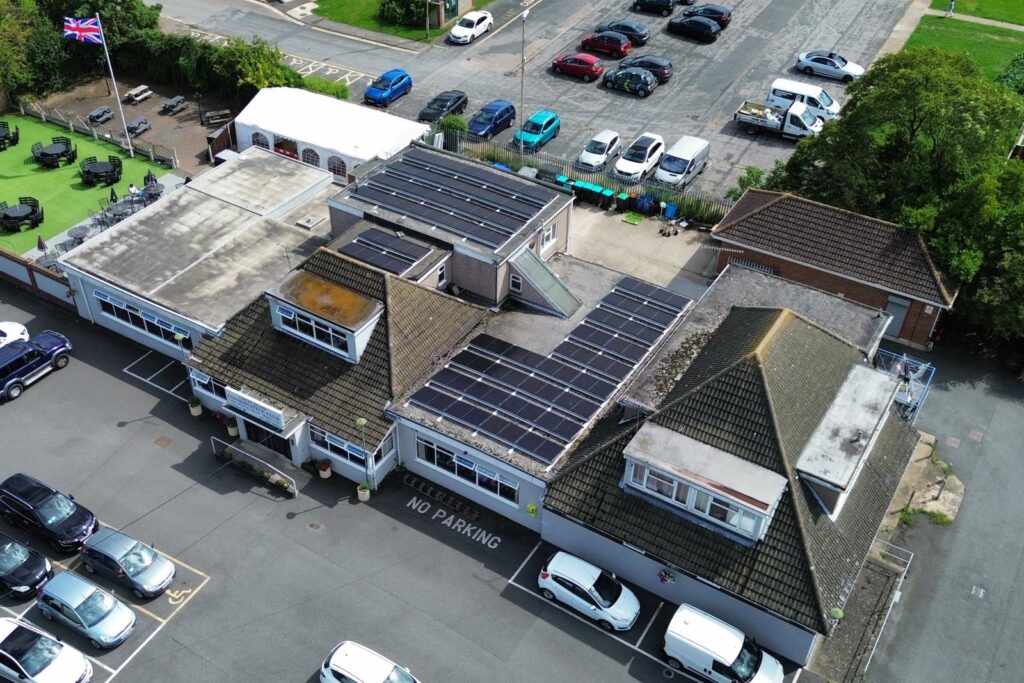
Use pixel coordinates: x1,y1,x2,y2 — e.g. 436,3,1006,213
0,116,162,255
904,15,1024,80
928,0,1024,25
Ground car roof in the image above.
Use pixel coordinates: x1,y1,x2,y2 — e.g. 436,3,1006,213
0,341,29,363
463,10,490,19
667,604,744,663
617,67,653,78
329,641,397,682
549,551,601,586
694,3,728,11
567,52,600,62
379,69,407,79
85,527,137,557
529,110,557,122
682,15,721,27
482,99,512,111
632,133,663,147
42,572,99,608
0,617,51,645
627,55,670,66
1,474,52,505
594,30,628,41
591,129,619,143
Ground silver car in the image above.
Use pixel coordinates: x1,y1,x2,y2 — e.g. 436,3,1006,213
38,573,136,649
795,50,865,83
83,528,175,598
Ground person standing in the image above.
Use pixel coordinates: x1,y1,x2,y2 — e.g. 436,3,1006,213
946,0,955,17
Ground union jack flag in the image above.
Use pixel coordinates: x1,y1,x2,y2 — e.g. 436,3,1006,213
63,17,104,44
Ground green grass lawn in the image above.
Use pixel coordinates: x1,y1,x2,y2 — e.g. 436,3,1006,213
0,116,162,255
929,0,1024,25
904,15,1024,79
313,0,449,42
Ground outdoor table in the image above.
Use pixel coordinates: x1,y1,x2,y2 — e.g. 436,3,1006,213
2,205,32,221
0,129,8,141
42,142,68,157
143,183,164,196
68,225,90,244
84,161,114,176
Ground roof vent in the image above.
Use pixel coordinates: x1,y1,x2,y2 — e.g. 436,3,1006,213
849,429,863,444
295,214,324,230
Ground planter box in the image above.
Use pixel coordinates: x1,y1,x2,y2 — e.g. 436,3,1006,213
216,450,295,497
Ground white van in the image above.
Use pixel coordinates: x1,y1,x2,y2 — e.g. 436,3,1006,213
664,604,784,683
654,135,710,187
766,78,841,120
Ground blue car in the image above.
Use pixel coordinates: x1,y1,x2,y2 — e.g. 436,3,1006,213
513,110,561,151
0,330,71,400
468,99,516,139
363,69,412,107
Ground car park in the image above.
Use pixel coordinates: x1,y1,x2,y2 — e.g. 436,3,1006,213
602,67,659,98
0,617,92,683
576,129,621,171
551,53,605,82
320,641,419,683
538,552,641,631
417,90,468,123
0,322,28,349
620,55,674,83
667,16,721,42
126,116,150,137
363,69,412,107
681,3,732,28
0,474,97,553
38,572,136,650
654,135,710,187
614,133,664,181
0,330,72,401
468,99,516,139
632,0,675,17
595,19,651,47
664,604,784,683
513,110,561,151
795,50,865,82
83,527,176,599
0,532,52,598
448,10,493,44
581,31,632,58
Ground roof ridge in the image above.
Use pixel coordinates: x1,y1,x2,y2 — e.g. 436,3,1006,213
712,190,786,234
736,305,866,358
914,232,955,305
546,414,642,485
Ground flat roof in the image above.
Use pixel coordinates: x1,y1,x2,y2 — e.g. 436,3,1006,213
62,148,334,331
626,422,787,511
270,270,382,331
796,364,898,490
622,264,891,410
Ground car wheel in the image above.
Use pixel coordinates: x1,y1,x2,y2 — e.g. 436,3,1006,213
634,3,641,9
667,657,682,670
6,383,23,400
598,620,614,631
84,562,96,574
49,539,63,552
470,34,475,42
133,588,146,599
638,88,648,98
802,66,814,76
744,123,759,135
662,9,669,16
843,74,854,83
53,354,69,369
583,74,591,82
553,126,559,138
554,65,562,74
541,588,556,601
605,80,614,89
90,639,103,650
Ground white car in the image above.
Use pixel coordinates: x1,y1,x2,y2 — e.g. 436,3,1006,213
538,551,641,631
0,617,92,683
0,322,28,349
577,129,621,171
795,50,865,83
448,10,493,44
613,132,665,182
320,641,419,683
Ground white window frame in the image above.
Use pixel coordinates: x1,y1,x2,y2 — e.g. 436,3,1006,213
93,290,192,351
274,304,351,358
541,223,557,249
190,369,227,399
414,436,519,505
437,262,448,288
309,426,381,467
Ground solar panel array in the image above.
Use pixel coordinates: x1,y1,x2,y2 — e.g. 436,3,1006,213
408,277,691,465
339,228,430,275
350,147,558,251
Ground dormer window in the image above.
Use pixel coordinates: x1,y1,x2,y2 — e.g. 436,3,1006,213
275,305,349,354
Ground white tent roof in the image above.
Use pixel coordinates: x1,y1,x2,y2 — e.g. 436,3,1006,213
235,87,429,165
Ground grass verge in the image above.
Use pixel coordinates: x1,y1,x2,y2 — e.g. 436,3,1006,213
928,0,1024,25
312,0,448,42
904,15,1024,79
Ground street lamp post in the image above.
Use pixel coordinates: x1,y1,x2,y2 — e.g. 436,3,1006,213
519,9,529,156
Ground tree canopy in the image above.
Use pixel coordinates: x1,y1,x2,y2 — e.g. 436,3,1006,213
765,48,1024,338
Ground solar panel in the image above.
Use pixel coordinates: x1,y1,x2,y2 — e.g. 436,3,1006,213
616,276,691,313
387,165,536,223
585,308,662,345
569,322,647,363
338,242,411,275
552,341,632,381
359,228,430,261
403,147,556,207
601,291,678,329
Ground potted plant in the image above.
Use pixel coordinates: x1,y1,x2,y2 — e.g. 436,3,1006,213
317,459,332,479
226,419,238,437
188,395,202,417
357,481,371,502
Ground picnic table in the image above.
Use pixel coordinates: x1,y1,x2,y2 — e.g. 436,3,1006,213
161,96,187,115
2,205,31,221
87,107,114,124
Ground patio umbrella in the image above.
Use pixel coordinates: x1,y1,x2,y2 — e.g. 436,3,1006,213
109,187,118,203
36,236,47,253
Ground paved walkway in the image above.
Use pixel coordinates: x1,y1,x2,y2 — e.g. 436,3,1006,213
923,7,1024,30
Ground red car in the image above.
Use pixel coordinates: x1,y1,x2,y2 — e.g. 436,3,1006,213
552,53,606,82
581,31,632,58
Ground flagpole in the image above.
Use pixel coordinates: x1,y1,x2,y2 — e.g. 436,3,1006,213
95,12,134,157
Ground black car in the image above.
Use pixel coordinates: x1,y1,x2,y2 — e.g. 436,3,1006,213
596,19,651,46
682,3,731,28
418,90,468,123
0,474,97,553
0,532,52,598
602,68,659,98
667,16,721,42
632,0,674,16
620,55,674,83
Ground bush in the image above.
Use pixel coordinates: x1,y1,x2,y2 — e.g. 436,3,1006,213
435,114,467,152
379,0,426,28
997,52,1024,96
301,76,349,100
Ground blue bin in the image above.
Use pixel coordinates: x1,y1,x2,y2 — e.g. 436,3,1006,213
664,203,678,220
494,162,512,172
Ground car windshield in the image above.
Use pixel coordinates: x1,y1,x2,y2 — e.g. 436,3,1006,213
817,89,834,107
523,120,544,134
660,154,690,174
371,78,393,90
590,571,623,609
0,542,29,575
585,140,609,155
800,109,819,128
730,638,763,682
623,145,649,162
458,17,475,28
36,493,76,529
386,666,417,683
120,542,157,577
2,627,61,677
833,54,847,66
471,110,495,124
78,589,116,627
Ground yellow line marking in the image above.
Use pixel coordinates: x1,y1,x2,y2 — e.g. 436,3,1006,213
164,554,210,580
165,575,210,622
130,602,167,625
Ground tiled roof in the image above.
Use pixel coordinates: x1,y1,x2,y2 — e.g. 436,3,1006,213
545,307,918,634
189,249,486,448
713,190,957,306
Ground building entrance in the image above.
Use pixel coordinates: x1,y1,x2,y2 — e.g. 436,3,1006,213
243,420,290,458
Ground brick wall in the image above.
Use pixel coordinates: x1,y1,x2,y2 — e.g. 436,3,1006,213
715,246,941,347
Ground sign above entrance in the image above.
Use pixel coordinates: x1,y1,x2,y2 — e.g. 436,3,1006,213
225,386,287,430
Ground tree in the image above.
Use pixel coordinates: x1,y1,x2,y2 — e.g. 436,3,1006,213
379,0,426,29
997,53,1024,97
724,161,786,201
436,114,468,152
0,0,35,102
212,36,302,104
767,48,1024,338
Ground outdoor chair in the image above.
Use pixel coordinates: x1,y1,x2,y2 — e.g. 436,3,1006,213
10,127,19,146
0,139,6,152
30,207,44,228
0,201,6,213
31,142,43,160
0,218,18,234
80,155,97,167
65,146,78,165
0,122,8,133
51,136,71,148
19,197,38,209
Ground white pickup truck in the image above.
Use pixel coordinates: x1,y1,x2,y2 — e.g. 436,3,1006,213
734,101,823,140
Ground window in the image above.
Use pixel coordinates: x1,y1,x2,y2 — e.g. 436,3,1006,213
276,305,350,356
645,471,674,498
327,156,347,178
190,370,226,399
310,426,381,467
509,273,523,294
300,148,320,167
437,262,448,288
673,480,690,505
94,290,192,351
630,462,644,485
541,224,557,249
273,136,298,159
415,436,519,504
251,132,269,149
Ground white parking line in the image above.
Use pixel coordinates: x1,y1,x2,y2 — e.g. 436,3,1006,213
106,620,168,682
122,352,188,403
636,600,664,647
146,360,175,382
123,351,152,372
509,540,542,584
